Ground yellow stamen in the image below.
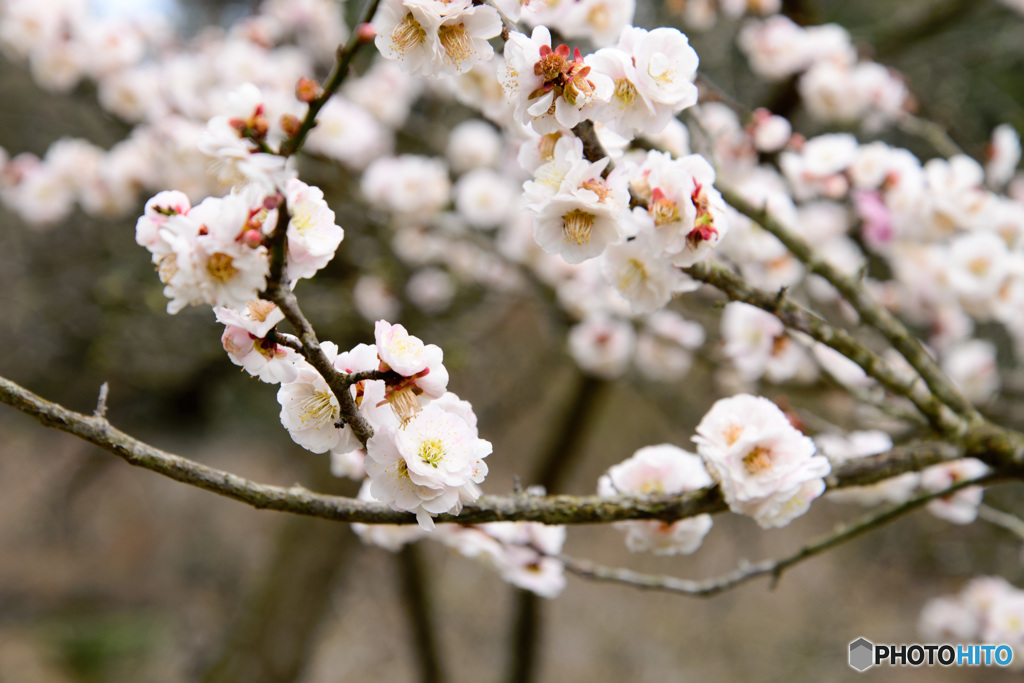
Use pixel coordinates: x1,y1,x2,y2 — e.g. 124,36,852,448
562,209,596,245
743,446,773,474
206,253,238,283
439,23,473,66
391,13,426,54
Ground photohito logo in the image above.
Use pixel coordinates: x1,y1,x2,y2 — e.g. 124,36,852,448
849,637,1014,671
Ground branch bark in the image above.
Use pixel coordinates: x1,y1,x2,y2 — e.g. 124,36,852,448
1,374,995,527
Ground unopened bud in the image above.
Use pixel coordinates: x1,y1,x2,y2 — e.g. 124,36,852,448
263,193,283,211
242,229,264,248
295,77,322,103
356,23,376,43
250,115,269,140
280,113,302,138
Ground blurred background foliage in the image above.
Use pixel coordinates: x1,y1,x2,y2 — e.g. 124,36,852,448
1,0,1024,681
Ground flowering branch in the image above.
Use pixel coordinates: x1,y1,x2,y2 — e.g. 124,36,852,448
0,374,990,527
716,185,980,427
559,473,998,597
683,260,962,432
278,0,382,157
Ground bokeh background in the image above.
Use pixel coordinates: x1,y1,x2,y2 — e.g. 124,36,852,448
2,0,1024,681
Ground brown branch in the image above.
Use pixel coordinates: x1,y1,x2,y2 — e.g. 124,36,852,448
716,185,981,428
2,374,1003,528
560,473,999,597
684,260,963,433
278,0,382,157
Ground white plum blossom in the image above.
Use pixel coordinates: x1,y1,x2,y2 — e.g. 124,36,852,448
921,458,990,525
216,300,299,384
694,394,830,528
635,311,705,382
197,83,297,191
598,444,714,555
436,519,568,598
284,178,344,282
364,400,490,529
454,168,518,229
305,97,393,171
137,187,276,314
721,302,816,384
361,154,452,218
373,0,502,78
532,188,625,264
920,577,1024,668
618,27,699,112
941,340,1000,405
277,350,360,455
446,119,502,173
568,315,636,379
374,320,450,420
503,26,613,134
986,124,1021,189
601,227,696,314
628,151,729,267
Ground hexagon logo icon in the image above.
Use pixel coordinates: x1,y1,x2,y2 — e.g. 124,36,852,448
849,638,874,672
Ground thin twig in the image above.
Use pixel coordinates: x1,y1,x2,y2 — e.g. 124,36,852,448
94,382,109,418
976,503,1024,541
896,114,964,158
279,0,382,157
560,474,999,597
261,206,375,445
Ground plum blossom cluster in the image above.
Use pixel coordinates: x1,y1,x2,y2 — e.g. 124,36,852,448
277,321,491,530
598,444,714,555
0,0,408,226
694,394,830,528
353,485,568,598
373,0,502,77
667,0,781,32
920,576,1024,666
503,25,698,137
135,174,343,313
738,15,908,129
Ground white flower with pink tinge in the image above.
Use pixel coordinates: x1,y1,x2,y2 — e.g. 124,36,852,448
503,26,612,135
599,444,714,555
277,343,360,455
216,301,299,384
364,401,491,529
373,0,502,78
921,458,990,525
374,320,450,411
693,394,830,528
284,178,344,283
139,188,275,314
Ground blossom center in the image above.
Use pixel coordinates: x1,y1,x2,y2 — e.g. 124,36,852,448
618,258,647,291
207,253,239,282
649,189,679,226
614,78,638,107
299,390,337,429
562,209,595,245
743,446,774,474
439,23,473,65
419,439,446,468
247,299,277,322
391,13,426,54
